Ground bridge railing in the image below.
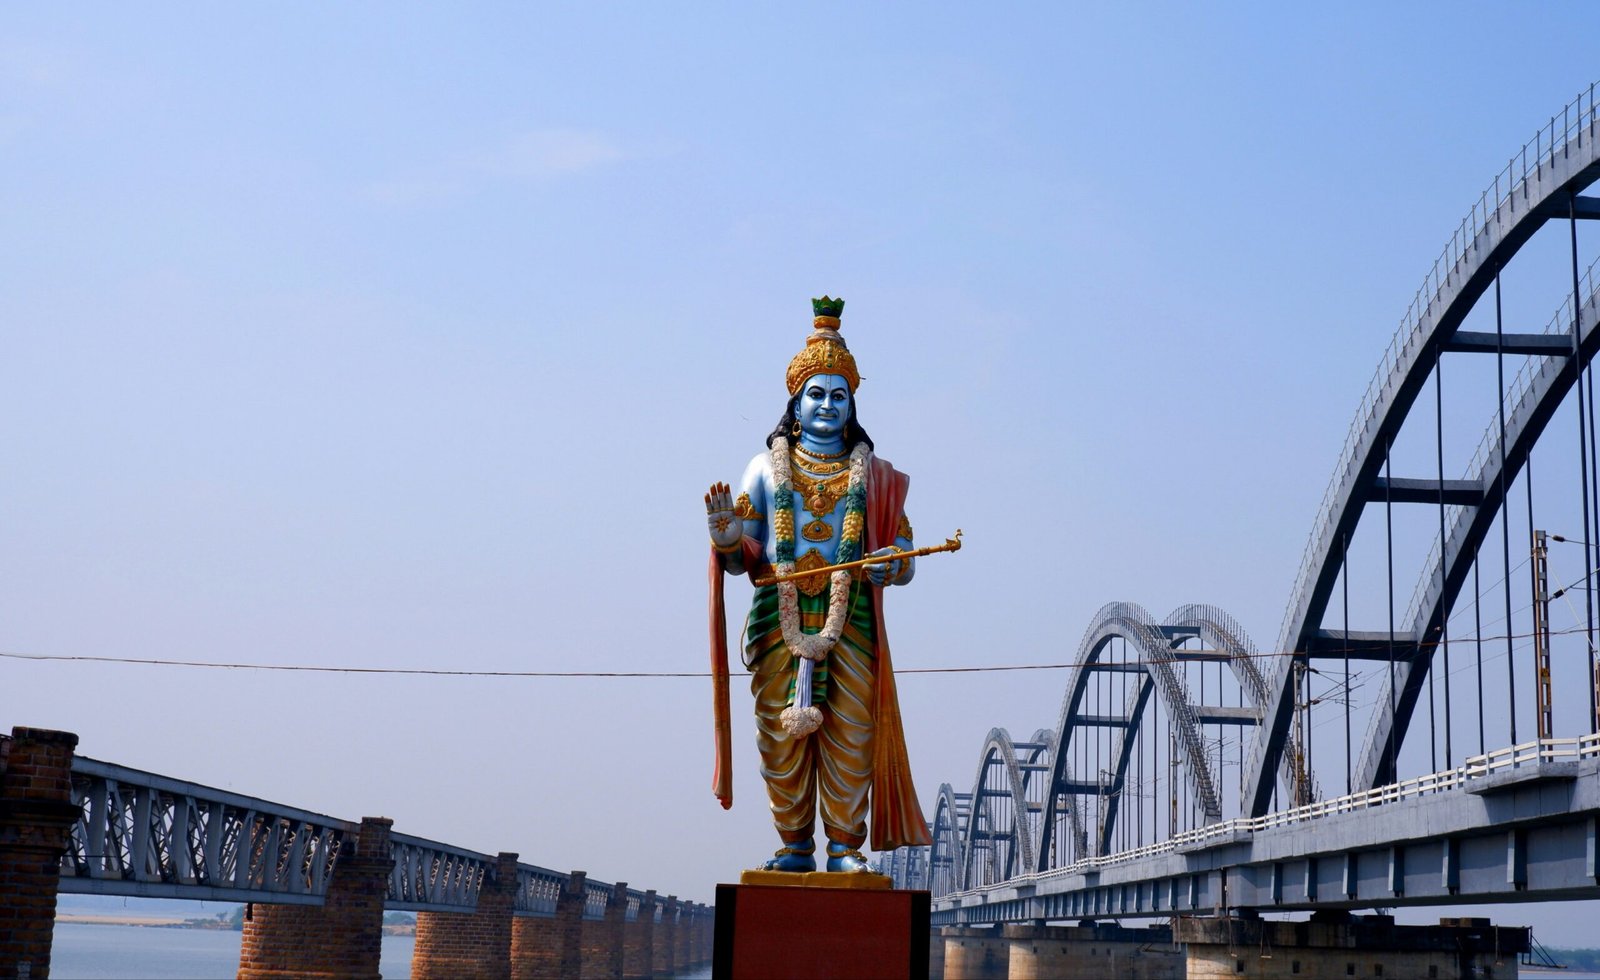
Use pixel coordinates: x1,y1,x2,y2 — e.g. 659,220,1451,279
1280,82,1600,654
583,876,613,920
386,833,492,912
64,756,356,905
938,734,1600,900
62,755,672,917
513,864,567,916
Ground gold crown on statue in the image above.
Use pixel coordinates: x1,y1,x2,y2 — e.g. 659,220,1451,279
785,296,860,396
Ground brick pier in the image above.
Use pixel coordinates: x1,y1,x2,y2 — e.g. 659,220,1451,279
412,851,520,978
0,727,81,980
238,816,396,979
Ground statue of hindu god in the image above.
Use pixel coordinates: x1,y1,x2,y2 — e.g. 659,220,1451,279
705,297,932,874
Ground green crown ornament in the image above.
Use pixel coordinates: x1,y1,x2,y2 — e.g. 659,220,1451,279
811,296,846,319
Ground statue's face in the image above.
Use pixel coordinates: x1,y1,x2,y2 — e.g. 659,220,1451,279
796,373,852,439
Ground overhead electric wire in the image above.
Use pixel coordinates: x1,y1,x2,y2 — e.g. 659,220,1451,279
0,621,1589,677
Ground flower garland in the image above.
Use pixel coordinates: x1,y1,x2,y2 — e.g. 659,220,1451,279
768,435,870,738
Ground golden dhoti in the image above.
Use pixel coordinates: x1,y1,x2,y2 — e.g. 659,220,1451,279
745,582,876,848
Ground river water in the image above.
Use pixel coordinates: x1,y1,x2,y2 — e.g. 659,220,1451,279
49,923,414,979
48,921,713,979
47,922,1589,980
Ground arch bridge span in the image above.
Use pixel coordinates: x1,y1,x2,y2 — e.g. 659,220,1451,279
910,83,1600,922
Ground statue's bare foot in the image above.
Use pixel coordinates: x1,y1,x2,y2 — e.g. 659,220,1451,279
761,841,816,872
825,840,882,874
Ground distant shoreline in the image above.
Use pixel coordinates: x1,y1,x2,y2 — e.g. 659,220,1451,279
56,914,416,935
57,914,197,928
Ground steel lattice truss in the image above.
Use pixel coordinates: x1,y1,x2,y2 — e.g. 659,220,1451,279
387,834,490,911
64,756,353,906
61,756,685,920
916,84,1600,907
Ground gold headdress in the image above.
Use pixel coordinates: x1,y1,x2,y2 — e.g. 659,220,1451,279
785,296,860,396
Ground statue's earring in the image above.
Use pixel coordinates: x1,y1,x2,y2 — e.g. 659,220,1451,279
791,419,802,438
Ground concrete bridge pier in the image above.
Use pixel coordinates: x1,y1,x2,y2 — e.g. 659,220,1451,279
1173,912,1530,980
0,727,81,980
928,926,946,979
941,924,1009,979
510,870,587,978
1001,920,1182,979
411,851,519,979
238,816,396,980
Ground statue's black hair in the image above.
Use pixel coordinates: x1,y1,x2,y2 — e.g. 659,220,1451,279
769,392,874,452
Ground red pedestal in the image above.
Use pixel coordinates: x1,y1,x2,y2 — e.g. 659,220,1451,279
713,883,931,979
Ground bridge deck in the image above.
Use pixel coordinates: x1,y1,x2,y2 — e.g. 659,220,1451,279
933,736,1600,924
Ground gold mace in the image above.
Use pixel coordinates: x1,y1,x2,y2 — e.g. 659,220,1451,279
752,530,963,587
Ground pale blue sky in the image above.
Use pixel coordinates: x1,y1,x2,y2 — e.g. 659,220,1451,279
5,2,1600,945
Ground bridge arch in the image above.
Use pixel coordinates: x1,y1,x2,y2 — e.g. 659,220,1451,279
928,783,966,897
1250,86,1600,814
1037,602,1224,871
956,729,1040,889
1357,272,1600,785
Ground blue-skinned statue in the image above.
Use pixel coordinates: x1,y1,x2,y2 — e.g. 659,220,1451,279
705,297,932,875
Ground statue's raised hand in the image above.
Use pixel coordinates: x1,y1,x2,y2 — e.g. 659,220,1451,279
705,481,743,553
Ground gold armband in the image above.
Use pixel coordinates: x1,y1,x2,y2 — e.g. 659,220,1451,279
734,492,765,522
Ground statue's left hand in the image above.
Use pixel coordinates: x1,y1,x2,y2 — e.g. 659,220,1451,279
705,482,743,553
864,546,902,586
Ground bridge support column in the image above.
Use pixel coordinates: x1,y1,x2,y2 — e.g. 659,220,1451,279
1173,912,1530,979
672,903,691,973
510,870,586,979
942,925,1009,979
676,902,693,970
0,727,80,980
579,880,626,978
707,903,720,967
656,895,678,977
238,815,395,980
928,925,946,979
621,889,655,978
688,903,707,973
1003,921,1181,979
411,850,519,979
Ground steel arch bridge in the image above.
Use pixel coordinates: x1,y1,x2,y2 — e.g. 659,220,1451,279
917,84,1600,918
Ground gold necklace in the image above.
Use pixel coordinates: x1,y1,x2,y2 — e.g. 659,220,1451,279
790,466,851,518
795,441,847,460
790,450,849,476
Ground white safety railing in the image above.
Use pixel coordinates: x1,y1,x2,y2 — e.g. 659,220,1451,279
937,733,1600,902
